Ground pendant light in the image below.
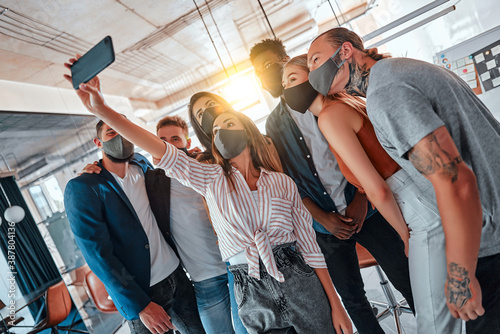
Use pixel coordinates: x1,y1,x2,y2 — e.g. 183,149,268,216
0,182,25,224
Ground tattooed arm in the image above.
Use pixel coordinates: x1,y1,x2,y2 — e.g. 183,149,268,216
408,125,485,321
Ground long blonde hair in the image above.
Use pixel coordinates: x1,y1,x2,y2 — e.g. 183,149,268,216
211,112,282,189
285,54,368,116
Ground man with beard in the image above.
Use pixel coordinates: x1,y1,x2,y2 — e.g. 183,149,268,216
249,39,414,334
64,118,205,334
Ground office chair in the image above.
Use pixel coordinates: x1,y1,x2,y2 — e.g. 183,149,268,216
27,280,87,334
84,271,127,334
83,271,117,314
66,264,93,330
356,243,413,334
0,299,24,334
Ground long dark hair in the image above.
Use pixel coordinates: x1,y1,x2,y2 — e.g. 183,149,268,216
188,92,232,162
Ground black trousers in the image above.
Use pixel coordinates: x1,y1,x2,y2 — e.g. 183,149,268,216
127,265,205,334
316,211,414,334
466,252,500,333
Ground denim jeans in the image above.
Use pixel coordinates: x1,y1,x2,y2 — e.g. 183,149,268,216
228,243,335,334
466,252,500,333
227,267,248,334
316,211,414,334
127,265,205,334
193,274,234,334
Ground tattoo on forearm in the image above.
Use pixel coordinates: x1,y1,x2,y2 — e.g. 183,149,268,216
446,262,472,308
344,59,370,97
408,132,463,182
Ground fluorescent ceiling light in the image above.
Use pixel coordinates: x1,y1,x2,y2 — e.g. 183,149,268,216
366,5,456,48
363,0,450,41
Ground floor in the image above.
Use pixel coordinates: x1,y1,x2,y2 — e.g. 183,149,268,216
114,266,424,334
359,266,416,334
115,324,130,334
113,266,467,334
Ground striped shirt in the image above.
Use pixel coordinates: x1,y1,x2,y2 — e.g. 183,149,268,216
157,142,327,282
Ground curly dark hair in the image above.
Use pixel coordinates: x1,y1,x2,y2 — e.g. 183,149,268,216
249,38,287,65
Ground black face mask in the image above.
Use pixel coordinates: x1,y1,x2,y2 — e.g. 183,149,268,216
200,106,236,136
201,106,225,136
214,129,248,160
283,80,319,114
260,63,284,98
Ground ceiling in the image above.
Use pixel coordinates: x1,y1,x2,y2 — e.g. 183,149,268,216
0,111,96,166
0,0,498,188
0,0,369,105
0,111,96,183
0,0,371,186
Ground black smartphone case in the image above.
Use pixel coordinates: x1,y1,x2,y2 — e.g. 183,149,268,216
71,36,115,90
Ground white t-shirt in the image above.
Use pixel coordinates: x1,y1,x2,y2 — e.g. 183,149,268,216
110,164,179,286
287,105,348,213
170,178,227,282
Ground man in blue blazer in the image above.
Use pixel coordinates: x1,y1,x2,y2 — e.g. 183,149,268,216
64,119,204,334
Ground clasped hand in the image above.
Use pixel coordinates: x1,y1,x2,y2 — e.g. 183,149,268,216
321,190,368,239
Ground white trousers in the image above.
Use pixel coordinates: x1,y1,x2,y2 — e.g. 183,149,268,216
386,169,463,334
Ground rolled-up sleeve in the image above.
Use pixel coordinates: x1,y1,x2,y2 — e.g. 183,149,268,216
288,178,327,268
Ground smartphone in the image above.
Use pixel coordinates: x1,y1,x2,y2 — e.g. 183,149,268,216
71,36,115,90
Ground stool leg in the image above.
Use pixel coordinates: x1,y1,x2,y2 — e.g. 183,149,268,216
375,265,408,333
393,310,403,334
376,266,398,307
376,308,392,322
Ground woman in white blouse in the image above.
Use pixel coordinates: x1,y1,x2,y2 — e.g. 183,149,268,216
64,60,352,334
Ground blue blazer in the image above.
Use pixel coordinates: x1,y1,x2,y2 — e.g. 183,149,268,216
64,154,174,320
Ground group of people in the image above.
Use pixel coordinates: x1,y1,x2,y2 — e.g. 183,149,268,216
63,27,500,334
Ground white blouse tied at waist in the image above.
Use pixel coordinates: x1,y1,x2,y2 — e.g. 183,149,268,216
156,141,327,282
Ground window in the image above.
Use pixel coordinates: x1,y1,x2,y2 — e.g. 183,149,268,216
42,176,64,213
29,185,52,220
28,175,65,220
